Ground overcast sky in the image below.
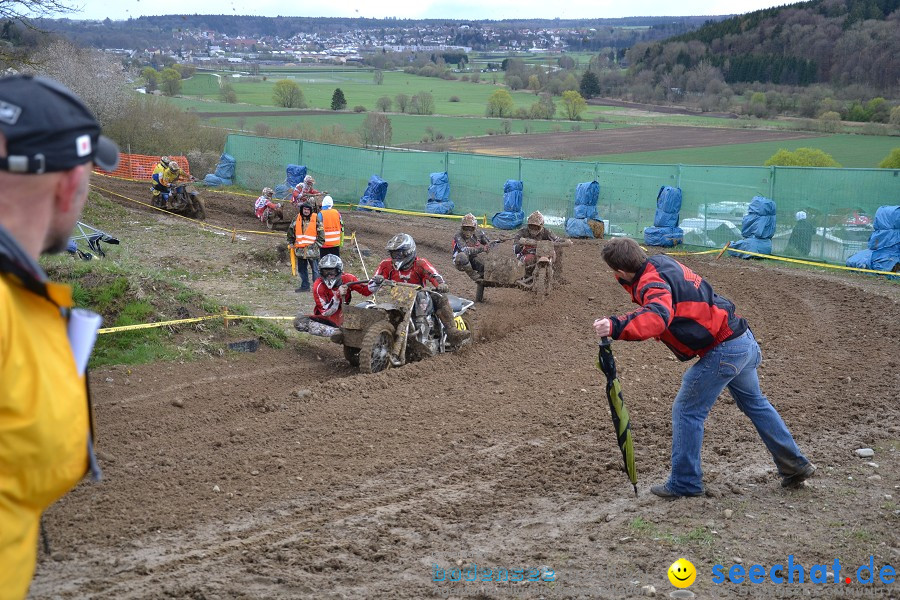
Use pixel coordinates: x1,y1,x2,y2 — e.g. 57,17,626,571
71,0,791,22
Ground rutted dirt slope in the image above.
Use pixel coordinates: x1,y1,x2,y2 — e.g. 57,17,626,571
30,178,900,599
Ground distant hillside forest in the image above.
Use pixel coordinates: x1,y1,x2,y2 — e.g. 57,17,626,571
627,0,900,92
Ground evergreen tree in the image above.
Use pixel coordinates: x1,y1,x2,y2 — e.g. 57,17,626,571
331,88,347,111
579,71,601,99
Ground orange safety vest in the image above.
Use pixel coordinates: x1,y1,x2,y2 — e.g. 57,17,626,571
294,217,318,248
319,209,342,248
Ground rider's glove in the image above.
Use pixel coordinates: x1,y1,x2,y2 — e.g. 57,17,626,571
371,274,385,286
435,283,449,293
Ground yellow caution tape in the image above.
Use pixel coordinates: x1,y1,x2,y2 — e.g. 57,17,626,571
94,175,893,279
89,183,284,237
668,248,725,256
98,313,295,335
671,244,898,277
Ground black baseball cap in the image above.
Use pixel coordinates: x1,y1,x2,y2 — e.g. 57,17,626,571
0,74,119,174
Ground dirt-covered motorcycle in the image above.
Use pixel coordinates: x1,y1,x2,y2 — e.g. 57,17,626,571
151,183,206,220
338,280,474,373
475,238,570,302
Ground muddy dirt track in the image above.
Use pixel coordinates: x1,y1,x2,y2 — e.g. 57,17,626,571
31,179,900,599
444,126,819,159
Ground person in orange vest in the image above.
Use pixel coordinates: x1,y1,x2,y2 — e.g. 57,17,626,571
318,195,344,257
286,202,324,292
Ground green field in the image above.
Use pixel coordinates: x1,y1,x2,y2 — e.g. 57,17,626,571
206,112,623,144
171,69,897,167
575,134,899,168
181,70,567,117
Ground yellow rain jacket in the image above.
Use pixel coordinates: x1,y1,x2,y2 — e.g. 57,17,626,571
1,229,92,599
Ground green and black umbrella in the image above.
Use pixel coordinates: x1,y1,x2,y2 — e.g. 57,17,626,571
597,337,638,496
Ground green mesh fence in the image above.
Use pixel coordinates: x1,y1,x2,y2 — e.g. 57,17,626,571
225,134,900,266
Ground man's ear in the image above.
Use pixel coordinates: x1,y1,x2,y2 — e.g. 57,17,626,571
53,165,86,213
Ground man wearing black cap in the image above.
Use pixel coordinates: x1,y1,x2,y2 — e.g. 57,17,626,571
0,74,119,598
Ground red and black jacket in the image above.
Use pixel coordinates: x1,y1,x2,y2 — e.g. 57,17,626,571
609,254,747,361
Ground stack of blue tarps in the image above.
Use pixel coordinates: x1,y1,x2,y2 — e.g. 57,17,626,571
491,180,524,229
425,172,454,214
729,196,776,259
565,180,602,238
202,153,236,186
274,164,307,197
643,186,684,247
357,175,389,211
846,205,900,274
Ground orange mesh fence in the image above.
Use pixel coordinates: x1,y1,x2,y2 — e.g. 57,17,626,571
94,154,191,180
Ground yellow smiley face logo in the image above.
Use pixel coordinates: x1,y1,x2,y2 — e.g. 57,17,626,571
668,558,697,588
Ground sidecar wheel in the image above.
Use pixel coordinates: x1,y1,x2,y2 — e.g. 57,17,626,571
359,322,394,374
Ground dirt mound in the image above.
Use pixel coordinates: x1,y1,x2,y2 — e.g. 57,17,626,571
31,177,900,599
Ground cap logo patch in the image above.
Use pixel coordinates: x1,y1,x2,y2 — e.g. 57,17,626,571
76,134,92,157
0,100,22,125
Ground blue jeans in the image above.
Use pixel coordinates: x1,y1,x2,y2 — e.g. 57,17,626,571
667,329,810,495
298,258,319,288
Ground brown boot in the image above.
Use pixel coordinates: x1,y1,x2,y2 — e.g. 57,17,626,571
435,296,471,345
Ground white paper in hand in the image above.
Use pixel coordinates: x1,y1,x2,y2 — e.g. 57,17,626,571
67,308,103,375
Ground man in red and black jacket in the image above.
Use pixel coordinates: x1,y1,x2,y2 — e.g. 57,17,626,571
593,237,814,498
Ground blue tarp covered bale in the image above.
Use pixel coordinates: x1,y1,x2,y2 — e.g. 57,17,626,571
573,180,600,220
492,211,524,229
741,196,777,239
426,201,455,214
214,153,236,180
274,164,308,197
862,205,900,274
846,249,873,269
286,165,307,189
358,175,388,211
654,186,682,228
643,225,684,247
425,172,453,214
729,237,773,259
566,218,599,238
491,180,524,229
870,247,900,272
873,205,900,230
503,180,523,212
428,172,450,203
203,153,235,186
730,196,775,258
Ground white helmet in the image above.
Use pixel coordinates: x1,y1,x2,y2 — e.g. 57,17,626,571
318,254,343,289
168,160,180,171
461,213,478,228
795,211,807,221
262,187,274,197
321,196,334,210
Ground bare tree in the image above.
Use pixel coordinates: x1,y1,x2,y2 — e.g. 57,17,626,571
28,40,128,126
395,93,409,113
359,112,392,147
